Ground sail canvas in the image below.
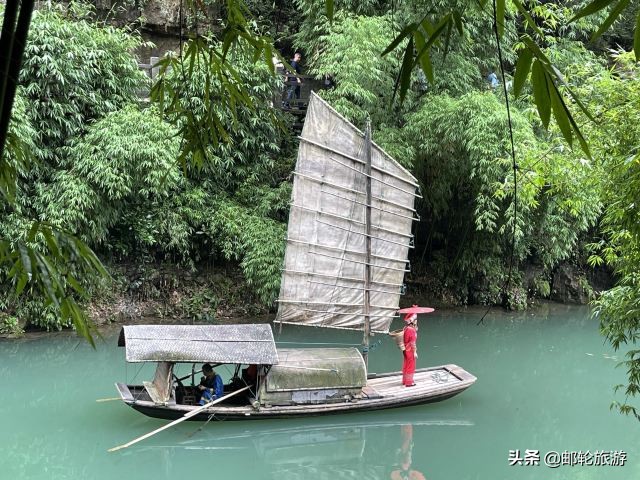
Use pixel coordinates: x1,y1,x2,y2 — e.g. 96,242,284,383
277,93,419,333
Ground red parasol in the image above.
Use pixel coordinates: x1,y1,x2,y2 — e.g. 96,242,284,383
398,305,435,314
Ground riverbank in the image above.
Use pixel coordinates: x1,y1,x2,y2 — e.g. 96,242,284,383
1,258,611,339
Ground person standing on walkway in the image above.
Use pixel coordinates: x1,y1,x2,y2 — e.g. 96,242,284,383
402,313,418,387
284,52,303,108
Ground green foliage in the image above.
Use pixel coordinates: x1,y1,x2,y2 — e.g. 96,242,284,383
150,0,279,165
308,14,403,127
381,0,637,158
378,91,600,305
0,4,147,337
0,314,23,336
158,41,286,186
0,93,35,202
533,275,551,298
506,285,528,310
293,0,385,63
141,44,292,303
38,105,181,245
206,197,286,304
20,4,146,162
573,51,640,418
179,287,219,322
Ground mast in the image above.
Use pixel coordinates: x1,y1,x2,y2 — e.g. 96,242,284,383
362,120,372,368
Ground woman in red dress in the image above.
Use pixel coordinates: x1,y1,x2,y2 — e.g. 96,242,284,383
402,313,418,386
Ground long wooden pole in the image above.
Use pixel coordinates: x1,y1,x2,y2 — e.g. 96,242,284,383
362,120,372,369
108,385,251,452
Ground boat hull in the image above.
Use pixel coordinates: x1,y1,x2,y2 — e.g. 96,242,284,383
116,364,476,421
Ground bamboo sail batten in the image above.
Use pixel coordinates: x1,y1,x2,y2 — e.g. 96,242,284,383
282,269,404,287
293,172,419,212
297,307,399,318
298,136,422,191
290,203,415,238
277,320,395,334
318,189,420,221
286,238,410,264
308,279,404,296
316,219,414,249
323,155,421,200
308,250,411,273
277,299,399,310
277,92,417,334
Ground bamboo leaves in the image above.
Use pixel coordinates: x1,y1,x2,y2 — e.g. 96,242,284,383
385,6,601,158
570,0,639,60
512,47,533,98
531,59,551,128
150,0,279,165
636,11,640,60
382,0,639,158
383,12,458,103
569,0,629,40
413,29,434,84
1,224,108,346
496,0,506,37
511,0,544,37
513,35,594,157
590,0,631,41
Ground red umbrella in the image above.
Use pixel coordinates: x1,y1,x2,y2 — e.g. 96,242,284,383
398,305,435,314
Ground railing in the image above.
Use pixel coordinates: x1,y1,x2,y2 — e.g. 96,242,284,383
138,56,161,80
274,73,325,112
137,58,328,119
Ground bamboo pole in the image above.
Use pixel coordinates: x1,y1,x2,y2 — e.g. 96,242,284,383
363,120,372,369
108,385,251,452
96,397,121,403
274,365,338,372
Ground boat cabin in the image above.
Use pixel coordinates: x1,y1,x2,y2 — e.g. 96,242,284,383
117,324,366,408
259,347,366,406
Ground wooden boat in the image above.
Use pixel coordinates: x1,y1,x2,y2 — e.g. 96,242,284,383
114,92,476,421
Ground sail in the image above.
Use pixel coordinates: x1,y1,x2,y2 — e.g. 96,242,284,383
276,92,419,334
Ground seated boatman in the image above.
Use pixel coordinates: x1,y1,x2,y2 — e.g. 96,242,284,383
241,364,258,389
197,363,224,405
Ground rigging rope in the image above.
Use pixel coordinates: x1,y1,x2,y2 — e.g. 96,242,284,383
477,0,519,326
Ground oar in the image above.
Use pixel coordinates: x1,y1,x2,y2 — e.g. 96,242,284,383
176,370,203,382
108,385,251,453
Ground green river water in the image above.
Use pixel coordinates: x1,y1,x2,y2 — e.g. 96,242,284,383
1,304,638,479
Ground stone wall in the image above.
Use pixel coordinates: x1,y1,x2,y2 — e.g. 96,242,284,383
93,0,219,40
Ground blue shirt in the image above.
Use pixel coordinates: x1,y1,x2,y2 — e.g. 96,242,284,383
488,72,499,88
201,374,224,398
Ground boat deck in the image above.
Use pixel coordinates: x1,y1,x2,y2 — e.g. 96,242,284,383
366,366,465,399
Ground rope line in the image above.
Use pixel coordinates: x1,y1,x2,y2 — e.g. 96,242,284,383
477,0,519,326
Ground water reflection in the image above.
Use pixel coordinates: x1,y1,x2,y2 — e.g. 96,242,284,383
129,415,472,479
391,425,426,480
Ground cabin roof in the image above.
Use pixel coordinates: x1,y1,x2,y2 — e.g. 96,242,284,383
118,324,279,365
